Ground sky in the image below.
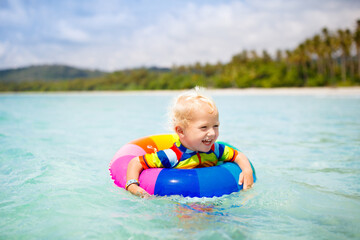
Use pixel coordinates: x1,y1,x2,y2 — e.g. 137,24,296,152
0,0,359,72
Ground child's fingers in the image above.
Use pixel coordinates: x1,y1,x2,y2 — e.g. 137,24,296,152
238,172,244,185
243,176,254,190
243,179,249,190
140,192,151,199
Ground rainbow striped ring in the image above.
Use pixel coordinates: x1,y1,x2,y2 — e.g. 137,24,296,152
109,134,256,197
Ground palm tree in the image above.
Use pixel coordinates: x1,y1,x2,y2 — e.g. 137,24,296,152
338,30,347,81
276,49,283,62
250,50,259,61
354,19,360,78
304,38,315,71
284,49,293,74
231,50,248,65
345,29,355,79
262,50,272,63
322,28,336,81
193,62,203,75
338,29,353,82
293,43,309,86
312,34,325,75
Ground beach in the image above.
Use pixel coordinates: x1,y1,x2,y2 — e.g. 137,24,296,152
208,87,360,96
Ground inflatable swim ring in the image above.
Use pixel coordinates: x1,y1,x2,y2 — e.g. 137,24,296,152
109,134,256,197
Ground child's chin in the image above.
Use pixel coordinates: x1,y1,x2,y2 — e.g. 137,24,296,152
200,145,212,152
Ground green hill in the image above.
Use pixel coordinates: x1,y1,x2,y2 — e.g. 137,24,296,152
0,65,107,83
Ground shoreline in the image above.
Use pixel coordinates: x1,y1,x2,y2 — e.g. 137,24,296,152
1,87,360,96
209,87,360,96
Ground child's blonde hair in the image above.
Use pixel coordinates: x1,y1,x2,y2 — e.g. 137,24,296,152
170,87,218,129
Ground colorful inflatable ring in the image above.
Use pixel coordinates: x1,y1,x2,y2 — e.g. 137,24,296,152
109,134,256,197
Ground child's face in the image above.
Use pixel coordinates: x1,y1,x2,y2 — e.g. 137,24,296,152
177,104,219,152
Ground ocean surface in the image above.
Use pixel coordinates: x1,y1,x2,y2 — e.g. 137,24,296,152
0,90,359,240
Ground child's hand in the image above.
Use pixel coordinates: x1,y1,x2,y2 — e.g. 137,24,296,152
234,152,254,190
127,184,151,198
238,170,254,190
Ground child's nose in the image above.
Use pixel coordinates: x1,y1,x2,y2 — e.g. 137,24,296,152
207,128,216,136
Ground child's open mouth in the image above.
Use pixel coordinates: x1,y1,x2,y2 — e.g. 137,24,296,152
202,139,213,145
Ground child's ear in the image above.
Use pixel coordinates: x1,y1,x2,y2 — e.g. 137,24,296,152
175,126,184,136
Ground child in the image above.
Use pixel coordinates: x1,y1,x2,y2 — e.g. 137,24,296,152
126,88,254,197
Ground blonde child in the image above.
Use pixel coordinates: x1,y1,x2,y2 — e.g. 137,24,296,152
126,88,254,197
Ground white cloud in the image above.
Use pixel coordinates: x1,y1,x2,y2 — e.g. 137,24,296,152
110,0,360,70
57,21,90,43
1,0,360,71
0,42,7,57
0,43,43,69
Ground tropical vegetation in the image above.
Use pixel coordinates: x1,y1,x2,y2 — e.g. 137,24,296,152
1,19,360,91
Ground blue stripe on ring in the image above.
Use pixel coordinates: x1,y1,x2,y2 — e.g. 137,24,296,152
154,168,200,197
197,163,240,197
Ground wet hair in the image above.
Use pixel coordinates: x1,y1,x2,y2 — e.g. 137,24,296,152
169,87,218,129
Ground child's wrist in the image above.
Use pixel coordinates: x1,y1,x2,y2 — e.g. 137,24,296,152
242,168,253,174
126,179,140,190
127,183,140,193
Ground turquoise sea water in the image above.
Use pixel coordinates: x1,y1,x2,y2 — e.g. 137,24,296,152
1,91,360,239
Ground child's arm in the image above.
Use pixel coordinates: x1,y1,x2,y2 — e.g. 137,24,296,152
233,152,254,190
126,157,150,198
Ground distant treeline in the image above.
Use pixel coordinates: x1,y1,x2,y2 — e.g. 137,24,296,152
1,20,360,91
0,65,106,83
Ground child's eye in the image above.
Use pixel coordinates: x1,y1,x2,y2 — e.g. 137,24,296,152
214,125,219,128
200,126,207,130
